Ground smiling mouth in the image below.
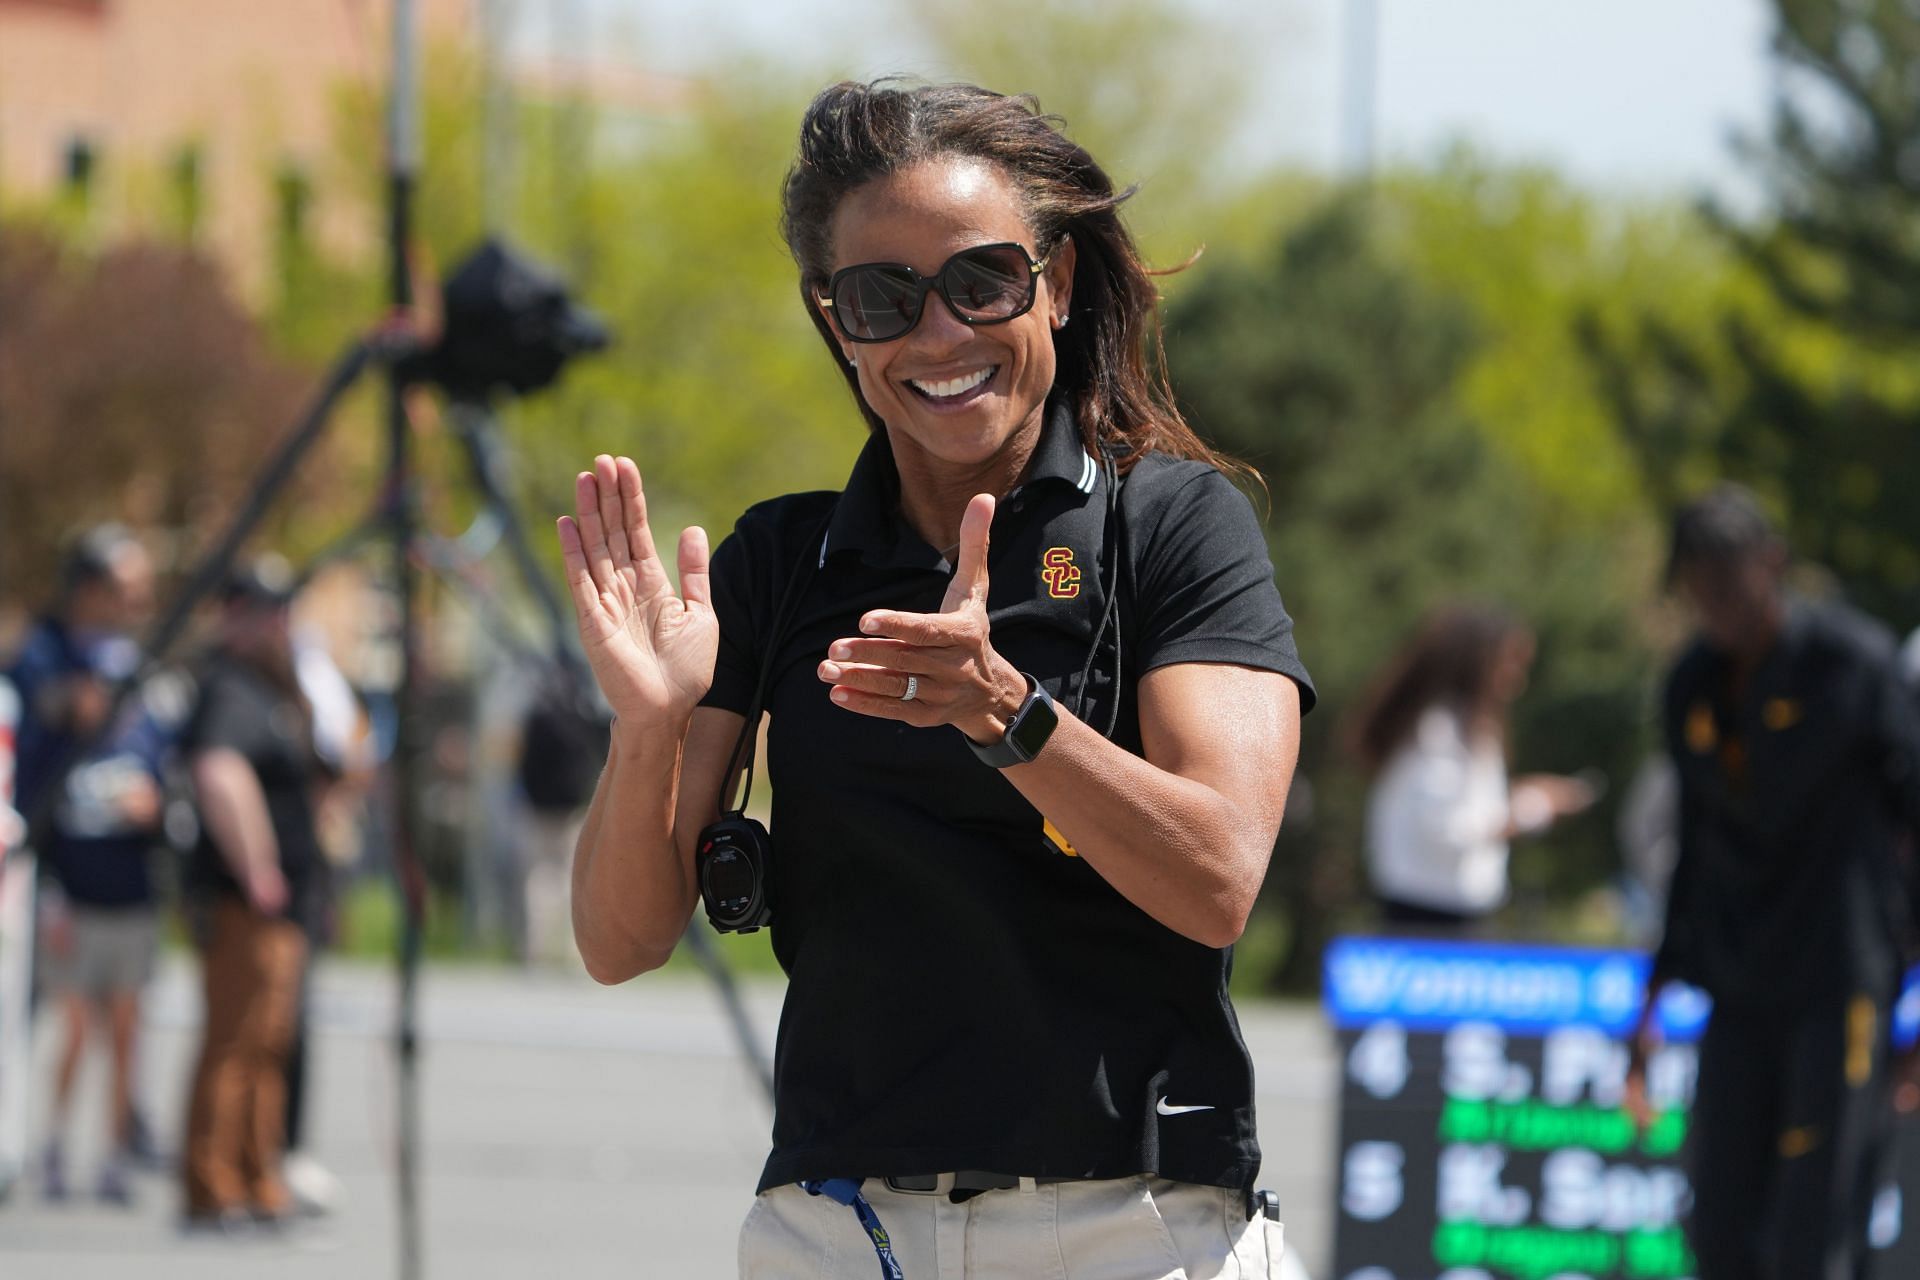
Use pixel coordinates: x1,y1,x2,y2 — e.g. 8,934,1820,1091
906,366,996,403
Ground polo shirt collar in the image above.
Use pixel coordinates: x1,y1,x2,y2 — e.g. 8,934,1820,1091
822,395,1101,571
1020,394,1103,497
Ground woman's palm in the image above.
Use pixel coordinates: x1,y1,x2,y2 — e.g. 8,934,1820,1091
558,456,716,722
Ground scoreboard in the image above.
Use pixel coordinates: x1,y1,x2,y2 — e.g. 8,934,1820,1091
1321,936,1920,1280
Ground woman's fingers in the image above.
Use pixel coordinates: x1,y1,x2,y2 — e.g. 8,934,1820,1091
620,456,672,597
574,470,617,594
856,609,970,647
817,661,931,701
827,686,943,727
678,525,712,609
556,516,600,619
820,637,948,674
594,455,633,573
939,493,995,614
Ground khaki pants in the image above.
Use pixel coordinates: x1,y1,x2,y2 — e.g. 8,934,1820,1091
739,1175,1286,1279
182,898,307,1215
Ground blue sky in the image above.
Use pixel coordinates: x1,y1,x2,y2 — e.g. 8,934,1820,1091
510,0,1776,200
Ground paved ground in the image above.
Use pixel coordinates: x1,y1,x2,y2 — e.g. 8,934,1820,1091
0,957,1338,1278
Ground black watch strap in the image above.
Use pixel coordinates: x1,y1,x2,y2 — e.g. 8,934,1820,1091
966,673,1058,769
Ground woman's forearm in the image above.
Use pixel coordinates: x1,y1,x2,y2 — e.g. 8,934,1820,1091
570,720,698,983
1003,683,1295,949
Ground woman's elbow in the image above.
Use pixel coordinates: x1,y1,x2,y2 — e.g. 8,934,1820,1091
578,937,671,986
1182,874,1261,949
574,913,673,985
1190,895,1254,950
1190,840,1275,948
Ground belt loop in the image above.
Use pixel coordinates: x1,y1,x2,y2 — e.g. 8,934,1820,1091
1018,1176,1038,1196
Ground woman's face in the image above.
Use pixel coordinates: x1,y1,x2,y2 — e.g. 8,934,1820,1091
820,156,1075,474
223,602,292,664
1488,629,1536,705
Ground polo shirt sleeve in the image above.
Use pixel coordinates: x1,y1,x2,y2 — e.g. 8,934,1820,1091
698,515,766,719
1131,466,1315,712
182,670,266,760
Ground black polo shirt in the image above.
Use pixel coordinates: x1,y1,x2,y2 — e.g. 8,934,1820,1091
699,399,1313,1196
1654,600,1920,1012
184,658,326,926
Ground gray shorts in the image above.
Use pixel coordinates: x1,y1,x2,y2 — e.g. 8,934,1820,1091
44,905,160,1000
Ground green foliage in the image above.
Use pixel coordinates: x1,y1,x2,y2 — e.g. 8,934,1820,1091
7,2,1771,981
1168,197,1661,989
297,47,861,594
904,0,1271,263
1584,0,1920,630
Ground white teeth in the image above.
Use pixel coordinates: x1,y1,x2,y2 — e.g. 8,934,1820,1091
909,367,993,399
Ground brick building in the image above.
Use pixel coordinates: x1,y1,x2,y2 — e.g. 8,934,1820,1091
0,0,472,298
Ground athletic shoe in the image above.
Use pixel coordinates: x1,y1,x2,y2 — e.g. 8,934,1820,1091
96,1157,134,1207
40,1145,67,1202
179,1207,255,1238
282,1152,341,1217
126,1108,170,1171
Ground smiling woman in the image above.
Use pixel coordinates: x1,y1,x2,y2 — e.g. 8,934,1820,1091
558,78,1313,1278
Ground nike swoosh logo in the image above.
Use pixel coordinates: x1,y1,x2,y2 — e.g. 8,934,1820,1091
1156,1097,1215,1116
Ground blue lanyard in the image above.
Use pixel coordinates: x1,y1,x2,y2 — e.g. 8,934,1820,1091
801,1178,905,1280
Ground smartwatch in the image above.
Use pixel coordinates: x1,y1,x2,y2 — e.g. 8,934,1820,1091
966,673,1058,769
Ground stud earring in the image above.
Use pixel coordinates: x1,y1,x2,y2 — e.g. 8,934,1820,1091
1055,313,1069,329
847,354,857,367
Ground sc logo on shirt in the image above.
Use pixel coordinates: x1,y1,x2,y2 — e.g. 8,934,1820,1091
1041,547,1081,599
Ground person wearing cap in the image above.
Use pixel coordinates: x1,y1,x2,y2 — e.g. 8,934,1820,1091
1624,485,1920,1279
6,523,169,1205
178,557,328,1230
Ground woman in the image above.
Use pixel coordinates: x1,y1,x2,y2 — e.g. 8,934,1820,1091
561,80,1311,1277
1351,605,1594,930
180,560,327,1230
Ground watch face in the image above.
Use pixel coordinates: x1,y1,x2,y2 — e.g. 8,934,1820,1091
703,847,756,907
1008,687,1058,759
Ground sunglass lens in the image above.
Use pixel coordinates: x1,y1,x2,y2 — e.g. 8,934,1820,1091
835,266,920,341
943,247,1032,320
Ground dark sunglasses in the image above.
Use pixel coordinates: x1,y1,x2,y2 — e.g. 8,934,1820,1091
818,241,1056,344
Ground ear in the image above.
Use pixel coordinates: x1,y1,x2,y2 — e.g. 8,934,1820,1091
1044,235,1077,327
813,291,855,366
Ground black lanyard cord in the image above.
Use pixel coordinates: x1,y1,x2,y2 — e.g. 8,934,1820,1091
717,506,837,816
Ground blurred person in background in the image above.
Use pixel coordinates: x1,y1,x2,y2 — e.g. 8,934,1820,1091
514,661,608,968
561,79,1307,1276
1349,605,1596,932
6,524,170,1205
179,558,331,1231
1626,485,1920,1280
275,624,373,1215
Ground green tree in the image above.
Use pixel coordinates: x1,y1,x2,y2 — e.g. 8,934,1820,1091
906,0,1286,264
1583,0,1920,629
1168,198,1656,989
304,49,863,581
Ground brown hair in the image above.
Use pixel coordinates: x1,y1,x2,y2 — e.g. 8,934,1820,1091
780,78,1253,483
1346,605,1532,774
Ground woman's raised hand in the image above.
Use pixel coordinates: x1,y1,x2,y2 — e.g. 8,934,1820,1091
814,493,1027,744
557,455,717,726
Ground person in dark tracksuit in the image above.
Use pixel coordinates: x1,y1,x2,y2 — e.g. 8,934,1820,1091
1626,485,1920,1280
